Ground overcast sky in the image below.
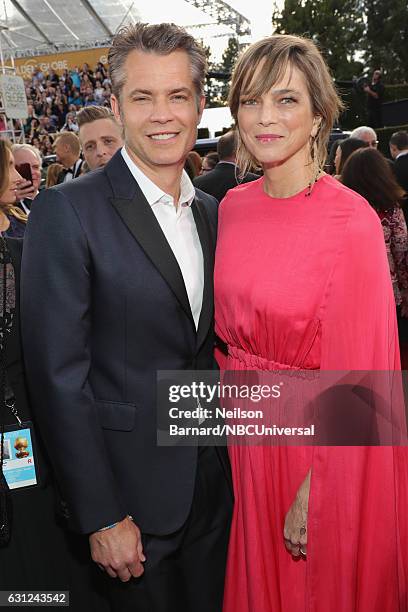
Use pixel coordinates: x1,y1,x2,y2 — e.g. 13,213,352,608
227,0,278,39
136,0,281,60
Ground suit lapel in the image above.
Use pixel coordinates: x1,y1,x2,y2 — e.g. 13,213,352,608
192,196,214,350
106,153,194,324
106,151,215,345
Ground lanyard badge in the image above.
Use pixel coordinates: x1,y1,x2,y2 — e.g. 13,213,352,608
2,422,38,489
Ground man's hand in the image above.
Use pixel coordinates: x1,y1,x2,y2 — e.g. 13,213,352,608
15,179,36,202
89,516,146,582
284,470,311,558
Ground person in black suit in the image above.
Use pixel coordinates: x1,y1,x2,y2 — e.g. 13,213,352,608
389,130,408,194
54,132,83,184
193,130,259,201
363,69,384,129
21,22,232,612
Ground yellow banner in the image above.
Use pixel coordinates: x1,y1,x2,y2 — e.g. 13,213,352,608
14,47,110,79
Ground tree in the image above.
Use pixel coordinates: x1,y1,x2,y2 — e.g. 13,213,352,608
362,0,408,83
272,0,408,84
272,0,365,81
201,43,223,107
203,37,241,107
219,37,240,103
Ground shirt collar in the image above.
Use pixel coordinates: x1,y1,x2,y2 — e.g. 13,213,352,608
68,159,81,174
396,150,408,160
121,146,195,208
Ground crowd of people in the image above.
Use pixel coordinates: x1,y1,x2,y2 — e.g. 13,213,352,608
6,61,112,158
0,20,408,612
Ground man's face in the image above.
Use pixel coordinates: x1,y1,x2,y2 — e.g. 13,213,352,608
111,49,205,180
79,118,124,170
390,143,399,159
14,148,42,193
360,130,378,148
373,70,381,82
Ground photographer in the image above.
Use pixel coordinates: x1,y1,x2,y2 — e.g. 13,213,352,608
364,69,384,129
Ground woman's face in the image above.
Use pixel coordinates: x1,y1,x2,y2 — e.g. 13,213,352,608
0,152,22,204
237,63,319,172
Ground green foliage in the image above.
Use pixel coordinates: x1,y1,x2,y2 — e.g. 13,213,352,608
205,37,241,107
203,43,223,108
272,1,408,128
221,37,240,73
219,38,240,103
362,0,408,83
273,0,408,84
272,0,365,80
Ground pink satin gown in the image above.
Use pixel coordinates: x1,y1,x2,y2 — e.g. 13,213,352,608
214,175,408,611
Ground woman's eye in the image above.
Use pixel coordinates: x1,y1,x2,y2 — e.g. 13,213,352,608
280,97,296,104
241,98,258,106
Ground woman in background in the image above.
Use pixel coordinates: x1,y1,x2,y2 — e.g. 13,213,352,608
0,141,27,238
201,151,219,174
342,146,408,359
46,162,65,188
333,136,368,178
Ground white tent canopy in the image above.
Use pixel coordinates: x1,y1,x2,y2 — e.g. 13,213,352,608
0,0,236,57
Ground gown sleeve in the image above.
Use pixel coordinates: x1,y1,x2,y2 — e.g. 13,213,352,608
320,197,399,370
307,197,408,609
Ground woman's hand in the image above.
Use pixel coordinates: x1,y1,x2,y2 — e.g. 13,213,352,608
284,469,311,558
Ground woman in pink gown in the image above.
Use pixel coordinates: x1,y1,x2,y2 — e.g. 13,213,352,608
214,35,408,611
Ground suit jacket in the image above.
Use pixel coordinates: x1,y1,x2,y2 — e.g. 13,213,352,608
16,198,32,214
56,159,83,185
193,162,259,202
21,150,227,535
393,153,408,194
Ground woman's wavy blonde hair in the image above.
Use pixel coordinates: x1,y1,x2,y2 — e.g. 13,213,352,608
229,34,344,177
0,139,28,224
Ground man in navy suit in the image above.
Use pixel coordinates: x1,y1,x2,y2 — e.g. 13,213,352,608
389,130,408,194
194,130,259,201
21,23,232,612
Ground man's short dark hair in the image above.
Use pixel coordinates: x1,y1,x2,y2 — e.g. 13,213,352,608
217,130,237,161
76,105,115,129
390,131,408,151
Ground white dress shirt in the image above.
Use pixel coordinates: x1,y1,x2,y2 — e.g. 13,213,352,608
121,146,204,329
63,159,83,182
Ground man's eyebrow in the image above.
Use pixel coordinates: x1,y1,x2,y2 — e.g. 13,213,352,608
168,87,191,94
128,88,152,97
128,87,192,97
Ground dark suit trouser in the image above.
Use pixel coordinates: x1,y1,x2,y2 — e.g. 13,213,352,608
106,446,233,612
